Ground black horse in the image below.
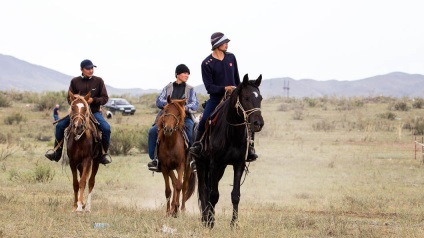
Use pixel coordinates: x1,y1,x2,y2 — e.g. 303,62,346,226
195,74,264,227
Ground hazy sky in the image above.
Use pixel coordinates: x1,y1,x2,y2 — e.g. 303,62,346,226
1,0,423,90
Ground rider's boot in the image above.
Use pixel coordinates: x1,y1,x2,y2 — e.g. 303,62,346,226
189,133,203,158
148,157,161,172
246,145,258,162
189,156,197,173
45,141,63,162
246,132,258,162
98,142,112,165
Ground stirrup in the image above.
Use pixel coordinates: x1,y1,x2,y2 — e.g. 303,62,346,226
189,142,203,157
99,154,112,165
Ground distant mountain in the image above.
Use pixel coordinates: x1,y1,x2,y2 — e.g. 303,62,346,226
2,53,424,98
0,54,158,96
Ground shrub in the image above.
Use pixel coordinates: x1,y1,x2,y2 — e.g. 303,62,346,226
4,113,26,125
109,128,136,156
312,120,336,131
35,91,67,111
135,126,150,153
0,93,11,107
412,98,424,109
33,164,55,183
392,101,409,111
378,112,397,120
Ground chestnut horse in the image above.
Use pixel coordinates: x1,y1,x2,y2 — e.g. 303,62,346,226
156,95,196,217
66,91,101,213
195,74,264,227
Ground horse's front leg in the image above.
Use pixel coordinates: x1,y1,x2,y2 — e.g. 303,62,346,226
196,158,211,226
208,164,226,228
70,165,79,212
77,159,92,212
230,163,244,227
170,167,183,217
162,170,172,216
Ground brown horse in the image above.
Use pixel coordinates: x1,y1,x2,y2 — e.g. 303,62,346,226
156,95,196,217
66,91,100,213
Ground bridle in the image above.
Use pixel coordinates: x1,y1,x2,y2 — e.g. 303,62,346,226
161,103,183,135
228,95,261,161
69,98,89,141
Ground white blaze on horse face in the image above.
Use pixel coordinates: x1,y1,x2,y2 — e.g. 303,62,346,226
253,92,258,98
76,102,85,113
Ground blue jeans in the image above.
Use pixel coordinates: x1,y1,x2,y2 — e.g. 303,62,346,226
55,112,111,147
197,97,221,135
148,117,194,160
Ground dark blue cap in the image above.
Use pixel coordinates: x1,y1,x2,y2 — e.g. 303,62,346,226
80,59,97,69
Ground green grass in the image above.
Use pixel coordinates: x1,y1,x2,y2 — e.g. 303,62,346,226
1,93,424,237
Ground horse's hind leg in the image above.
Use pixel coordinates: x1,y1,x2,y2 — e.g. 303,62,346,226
85,160,99,213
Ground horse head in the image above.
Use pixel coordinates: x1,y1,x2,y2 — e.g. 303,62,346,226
68,91,91,140
158,95,186,137
232,74,264,132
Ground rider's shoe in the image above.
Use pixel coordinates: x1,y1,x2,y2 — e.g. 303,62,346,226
246,146,258,162
148,158,161,172
98,154,112,165
45,149,62,162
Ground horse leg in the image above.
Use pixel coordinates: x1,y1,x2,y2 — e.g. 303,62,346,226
76,159,92,212
85,160,98,213
169,169,183,217
181,161,190,212
162,170,172,216
70,164,79,212
207,165,226,228
230,163,244,227
196,159,211,226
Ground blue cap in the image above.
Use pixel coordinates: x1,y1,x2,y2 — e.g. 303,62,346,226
80,59,97,69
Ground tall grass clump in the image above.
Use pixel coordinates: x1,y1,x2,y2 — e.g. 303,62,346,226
109,128,136,155
8,164,55,183
0,92,11,107
412,98,424,109
135,126,150,153
35,91,67,111
4,112,26,125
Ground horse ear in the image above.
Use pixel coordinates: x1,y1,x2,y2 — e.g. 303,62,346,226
84,91,91,102
255,74,262,87
167,95,172,104
68,90,75,101
242,74,249,85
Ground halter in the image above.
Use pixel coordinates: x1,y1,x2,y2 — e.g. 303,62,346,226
228,96,261,161
162,112,180,133
69,97,90,141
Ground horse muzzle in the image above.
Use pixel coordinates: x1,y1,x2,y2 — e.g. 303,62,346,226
163,126,176,137
250,114,264,132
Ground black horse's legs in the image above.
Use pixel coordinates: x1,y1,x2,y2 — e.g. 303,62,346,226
230,163,244,227
196,159,211,225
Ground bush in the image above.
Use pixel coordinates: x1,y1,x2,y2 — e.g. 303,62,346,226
0,93,11,107
392,101,409,111
135,126,150,153
4,113,26,125
378,112,397,120
413,98,424,109
35,91,67,111
109,128,136,156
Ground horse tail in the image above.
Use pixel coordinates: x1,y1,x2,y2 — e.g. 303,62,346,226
184,163,197,200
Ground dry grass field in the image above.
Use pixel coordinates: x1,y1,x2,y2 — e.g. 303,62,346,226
1,93,424,237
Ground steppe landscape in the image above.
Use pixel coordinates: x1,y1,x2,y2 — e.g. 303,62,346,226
1,91,424,237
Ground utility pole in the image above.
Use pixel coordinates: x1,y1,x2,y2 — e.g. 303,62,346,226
283,80,290,97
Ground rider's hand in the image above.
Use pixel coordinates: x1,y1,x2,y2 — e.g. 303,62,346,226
224,86,236,92
87,98,93,104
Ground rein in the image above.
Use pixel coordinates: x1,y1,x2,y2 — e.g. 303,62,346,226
69,97,90,141
228,96,261,161
162,112,181,133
